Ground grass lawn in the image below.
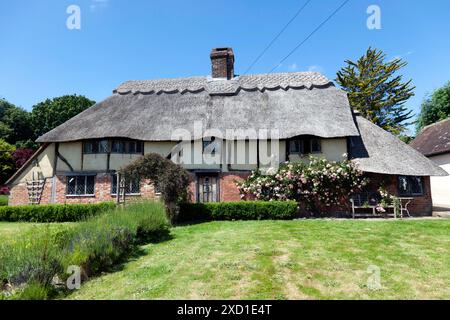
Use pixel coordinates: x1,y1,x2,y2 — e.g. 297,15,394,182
0,221,72,242
0,222,41,240
67,219,450,300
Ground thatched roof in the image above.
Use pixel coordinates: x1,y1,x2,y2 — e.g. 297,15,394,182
37,72,359,142
350,115,447,176
34,69,446,177
410,118,450,156
114,72,331,95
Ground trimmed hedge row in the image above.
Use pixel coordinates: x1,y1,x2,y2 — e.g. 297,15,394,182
0,202,115,222
0,196,7,207
178,201,299,222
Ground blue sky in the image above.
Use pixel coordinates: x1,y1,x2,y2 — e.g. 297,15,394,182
1,0,449,133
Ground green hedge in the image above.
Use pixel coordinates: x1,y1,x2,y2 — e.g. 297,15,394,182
0,202,115,222
0,195,8,207
178,201,298,222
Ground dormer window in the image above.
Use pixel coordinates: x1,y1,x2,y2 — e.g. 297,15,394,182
83,139,143,154
288,137,321,155
83,140,109,154
202,137,218,155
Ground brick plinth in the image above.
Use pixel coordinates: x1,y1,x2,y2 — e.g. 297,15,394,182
8,174,156,206
220,172,250,201
8,171,433,216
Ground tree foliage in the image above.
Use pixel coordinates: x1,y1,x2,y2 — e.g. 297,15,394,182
416,82,450,132
1,95,95,150
12,148,35,168
0,99,32,146
30,94,95,139
0,139,16,184
336,47,415,135
119,153,191,222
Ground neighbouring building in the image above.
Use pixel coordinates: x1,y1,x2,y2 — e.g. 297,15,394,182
410,118,450,206
6,48,447,215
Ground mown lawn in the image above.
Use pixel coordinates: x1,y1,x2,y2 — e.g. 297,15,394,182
67,219,450,300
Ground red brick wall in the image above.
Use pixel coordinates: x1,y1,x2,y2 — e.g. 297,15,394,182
9,171,432,216
187,171,250,203
8,183,29,206
211,172,433,216
8,174,156,206
220,172,250,201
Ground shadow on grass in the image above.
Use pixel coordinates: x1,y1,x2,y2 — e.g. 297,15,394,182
62,231,174,299
174,219,211,227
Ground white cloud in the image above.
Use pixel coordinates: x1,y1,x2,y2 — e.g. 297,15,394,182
307,65,324,73
90,0,109,11
391,51,414,61
288,63,298,71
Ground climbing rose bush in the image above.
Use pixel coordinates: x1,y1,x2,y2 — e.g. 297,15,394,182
237,156,367,213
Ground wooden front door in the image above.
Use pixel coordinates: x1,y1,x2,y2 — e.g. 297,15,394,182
197,176,219,203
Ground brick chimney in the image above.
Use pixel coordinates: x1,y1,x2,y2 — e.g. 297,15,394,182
210,47,234,80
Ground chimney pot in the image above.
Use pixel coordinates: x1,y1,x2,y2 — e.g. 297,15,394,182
210,47,234,80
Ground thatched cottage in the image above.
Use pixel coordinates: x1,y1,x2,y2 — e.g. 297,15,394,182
6,48,447,215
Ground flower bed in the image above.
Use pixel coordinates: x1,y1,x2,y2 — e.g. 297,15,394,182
0,201,170,299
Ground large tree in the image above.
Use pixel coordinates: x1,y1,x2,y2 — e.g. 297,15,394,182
0,99,33,145
416,82,450,132
31,95,95,139
0,139,15,184
336,48,415,135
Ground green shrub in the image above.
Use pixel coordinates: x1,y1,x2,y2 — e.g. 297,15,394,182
0,202,115,222
15,282,51,300
0,195,8,207
0,201,170,298
119,153,191,222
59,202,170,276
178,201,298,223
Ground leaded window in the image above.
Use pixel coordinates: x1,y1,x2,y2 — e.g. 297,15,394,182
83,140,109,154
67,175,95,196
288,137,321,155
398,176,424,196
111,175,140,195
202,137,218,155
83,139,143,154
